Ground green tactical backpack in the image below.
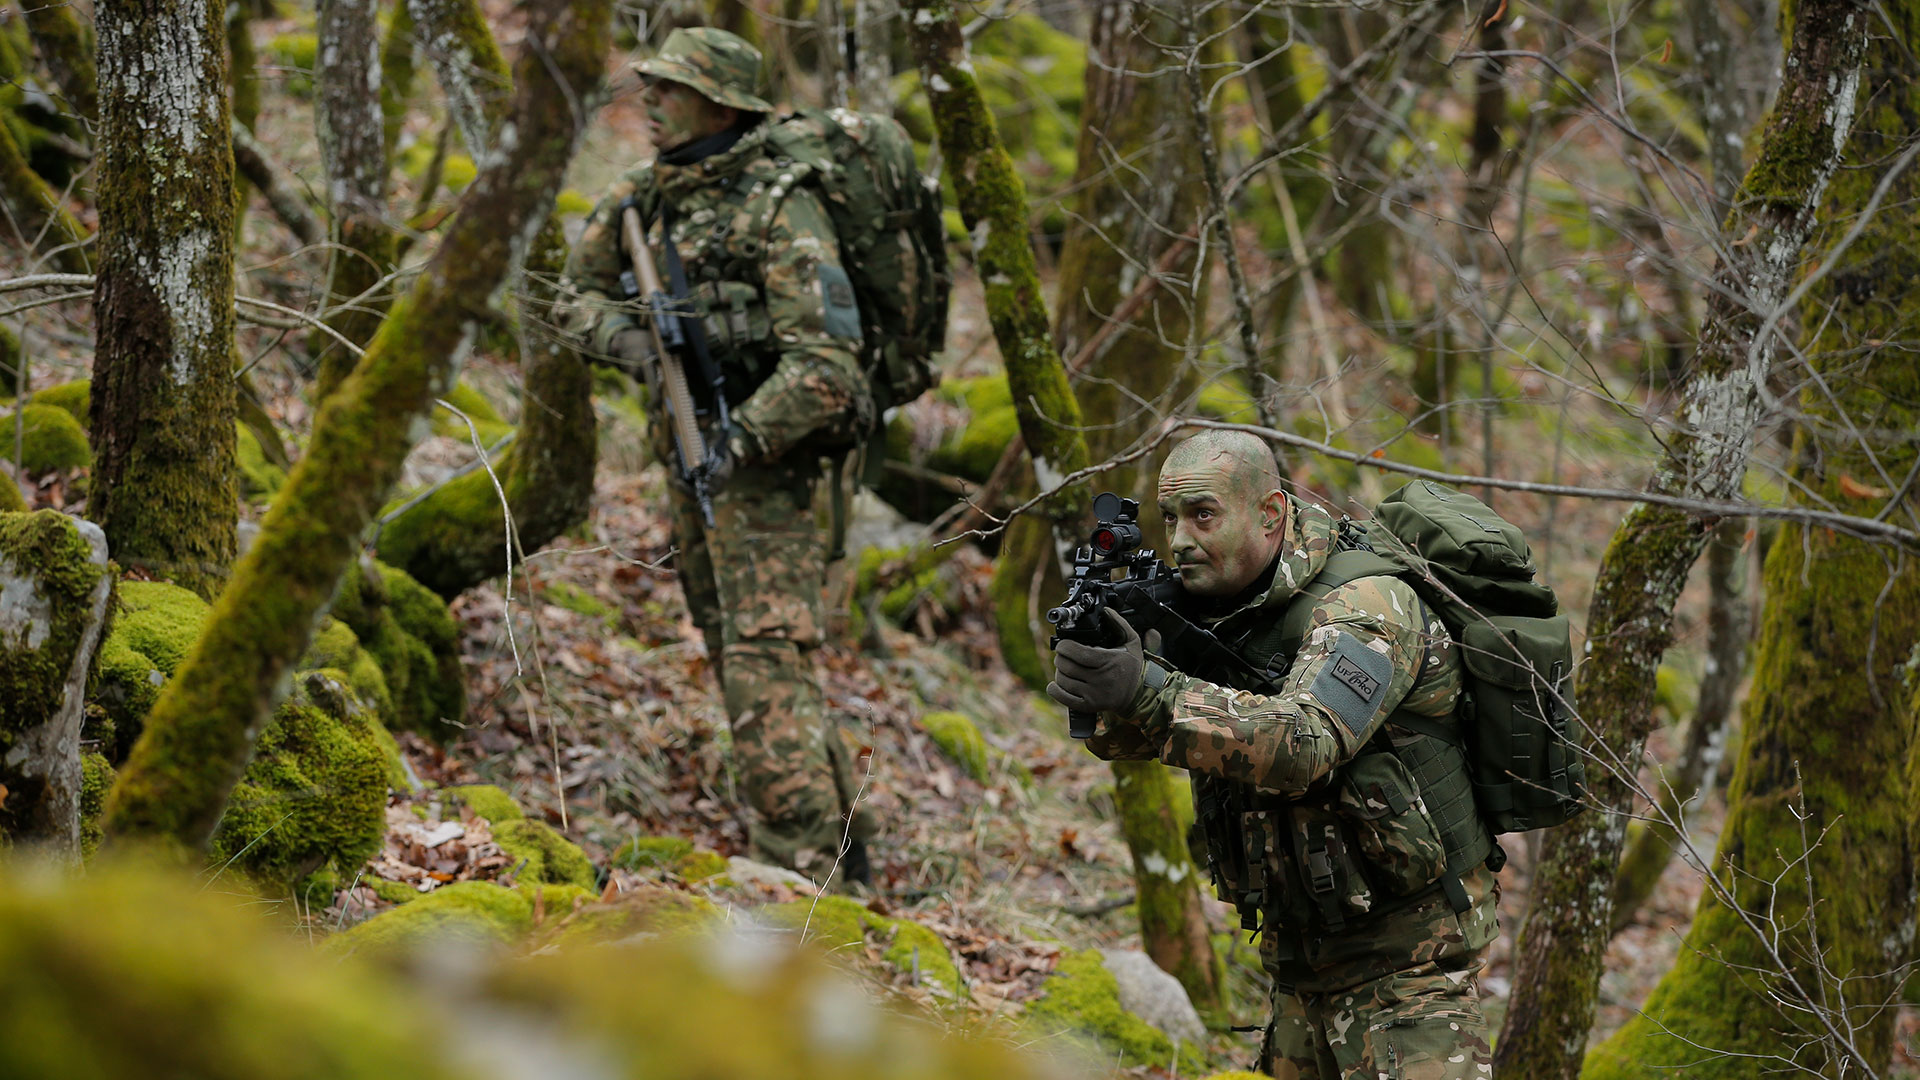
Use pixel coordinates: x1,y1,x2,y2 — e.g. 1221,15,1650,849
765,107,951,415
1354,480,1585,834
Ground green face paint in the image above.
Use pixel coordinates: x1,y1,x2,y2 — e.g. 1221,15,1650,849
1156,432,1287,598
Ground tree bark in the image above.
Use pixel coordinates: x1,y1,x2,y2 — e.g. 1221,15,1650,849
100,0,607,856
311,0,396,401
88,0,239,601
408,0,510,159
1493,4,1873,1075
1609,517,1748,933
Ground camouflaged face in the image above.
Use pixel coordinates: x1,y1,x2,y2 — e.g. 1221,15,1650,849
666,468,875,881
632,27,773,113
560,122,872,461
1265,949,1495,1079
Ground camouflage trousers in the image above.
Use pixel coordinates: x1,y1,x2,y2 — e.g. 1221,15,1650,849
1262,958,1493,1080
666,460,873,881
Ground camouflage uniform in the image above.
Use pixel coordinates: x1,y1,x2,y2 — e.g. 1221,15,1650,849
562,29,873,877
1088,502,1498,1079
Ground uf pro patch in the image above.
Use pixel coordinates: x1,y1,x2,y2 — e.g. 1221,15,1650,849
1307,631,1395,739
818,264,862,339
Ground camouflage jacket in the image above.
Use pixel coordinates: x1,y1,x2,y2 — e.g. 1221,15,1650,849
1088,502,1500,993
561,121,872,461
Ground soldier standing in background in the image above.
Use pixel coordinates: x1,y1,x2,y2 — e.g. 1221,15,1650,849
1049,429,1499,1078
563,27,874,885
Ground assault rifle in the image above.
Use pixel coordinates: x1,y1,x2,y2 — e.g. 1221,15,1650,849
619,199,728,526
1047,492,1277,739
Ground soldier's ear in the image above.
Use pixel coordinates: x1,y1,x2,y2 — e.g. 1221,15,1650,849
1259,490,1288,534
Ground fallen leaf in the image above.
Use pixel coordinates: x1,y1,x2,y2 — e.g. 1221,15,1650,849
1839,474,1889,500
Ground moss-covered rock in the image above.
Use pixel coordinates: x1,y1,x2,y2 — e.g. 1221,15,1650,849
90,580,212,763
329,558,465,737
26,378,87,424
206,672,392,892
298,617,393,719
0,403,89,473
1023,947,1204,1072
542,579,616,623
0,471,24,512
325,880,534,957
0,862,459,1078
494,818,596,890
428,380,510,443
920,711,990,782
445,783,523,824
760,895,966,998
611,835,729,882
78,752,111,860
532,884,719,950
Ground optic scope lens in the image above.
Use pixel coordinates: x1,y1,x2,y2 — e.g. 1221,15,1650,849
1091,528,1118,553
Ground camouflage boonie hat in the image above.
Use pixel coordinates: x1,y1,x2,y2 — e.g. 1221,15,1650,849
632,27,774,113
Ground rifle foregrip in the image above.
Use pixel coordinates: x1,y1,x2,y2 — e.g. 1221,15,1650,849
1067,708,1098,741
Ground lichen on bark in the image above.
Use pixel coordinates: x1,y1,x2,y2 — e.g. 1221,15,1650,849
1493,4,1875,1075
88,0,241,601
101,0,610,856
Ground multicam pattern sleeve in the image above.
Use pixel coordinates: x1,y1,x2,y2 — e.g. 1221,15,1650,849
729,185,871,459
1107,575,1438,796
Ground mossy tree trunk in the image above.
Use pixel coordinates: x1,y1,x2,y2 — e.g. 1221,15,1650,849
376,0,594,599
904,0,1092,605
0,115,91,274
227,0,259,237
101,0,607,855
88,0,239,601
1584,44,1920,1062
1041,0,1222,1020
1314,5,1396,327
22,0,97,122
1609,517,1748,934
381,0,418,163
310,0,397,400
1493,4,1872,1075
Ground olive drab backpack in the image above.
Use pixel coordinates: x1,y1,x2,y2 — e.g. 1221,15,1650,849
764,106,951,415
1340,480,1586,835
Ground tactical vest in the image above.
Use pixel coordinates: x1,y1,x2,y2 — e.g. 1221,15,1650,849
1189,537,1499,936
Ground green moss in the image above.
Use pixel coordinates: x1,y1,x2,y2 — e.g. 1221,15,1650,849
543,579,615,621
0,863,459,1078
494,818,596,889
368,878,420,905
78,752,112,860
205,675,391,892
428,379,507,442
89,635,161,763
1024,948,1204,1071
298,617,393,719
0,473,22,513
27,379,88,424
236,422,287,502
1195,376,1259,423
447,783,523,824
113,580,210,674
264,31,317,97
533,884,719,950
0,403,90,472
326,880,534,957
554,188,594,217
611,834,692,869
329,559,466,737
761,896,966,998
920,711,990,782
440,153,477,193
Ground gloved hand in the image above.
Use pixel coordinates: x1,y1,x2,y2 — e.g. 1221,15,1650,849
1047,608,1146,716
603,326,654,375
673,424,754,495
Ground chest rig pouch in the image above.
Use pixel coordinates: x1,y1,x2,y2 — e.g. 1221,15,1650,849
659,173,787,396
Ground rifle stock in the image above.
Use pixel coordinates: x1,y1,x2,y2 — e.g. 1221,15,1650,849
621,204,715,525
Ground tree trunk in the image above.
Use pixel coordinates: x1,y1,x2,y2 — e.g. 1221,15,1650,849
1584,9,1920,1071
22,0,97,122
0,511,112,859
1609,517,1748,934
851,0,891,110
88,0,239,601
381,0,418,162
375,0,594,598
227,0,259,239
310,0,396,401
1039,0,1222,1020
903,0,1092,557
1493,4,1872,1075
101,0,607,856
408,0,510,158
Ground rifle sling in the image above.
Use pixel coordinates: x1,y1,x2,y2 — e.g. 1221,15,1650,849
656,203,727,414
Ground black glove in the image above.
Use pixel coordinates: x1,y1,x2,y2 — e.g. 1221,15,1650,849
1047,608,1146,716
701,424,756,493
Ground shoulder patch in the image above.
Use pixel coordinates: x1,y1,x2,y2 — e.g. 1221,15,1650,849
818,263,862,339
1307,631,1394,739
